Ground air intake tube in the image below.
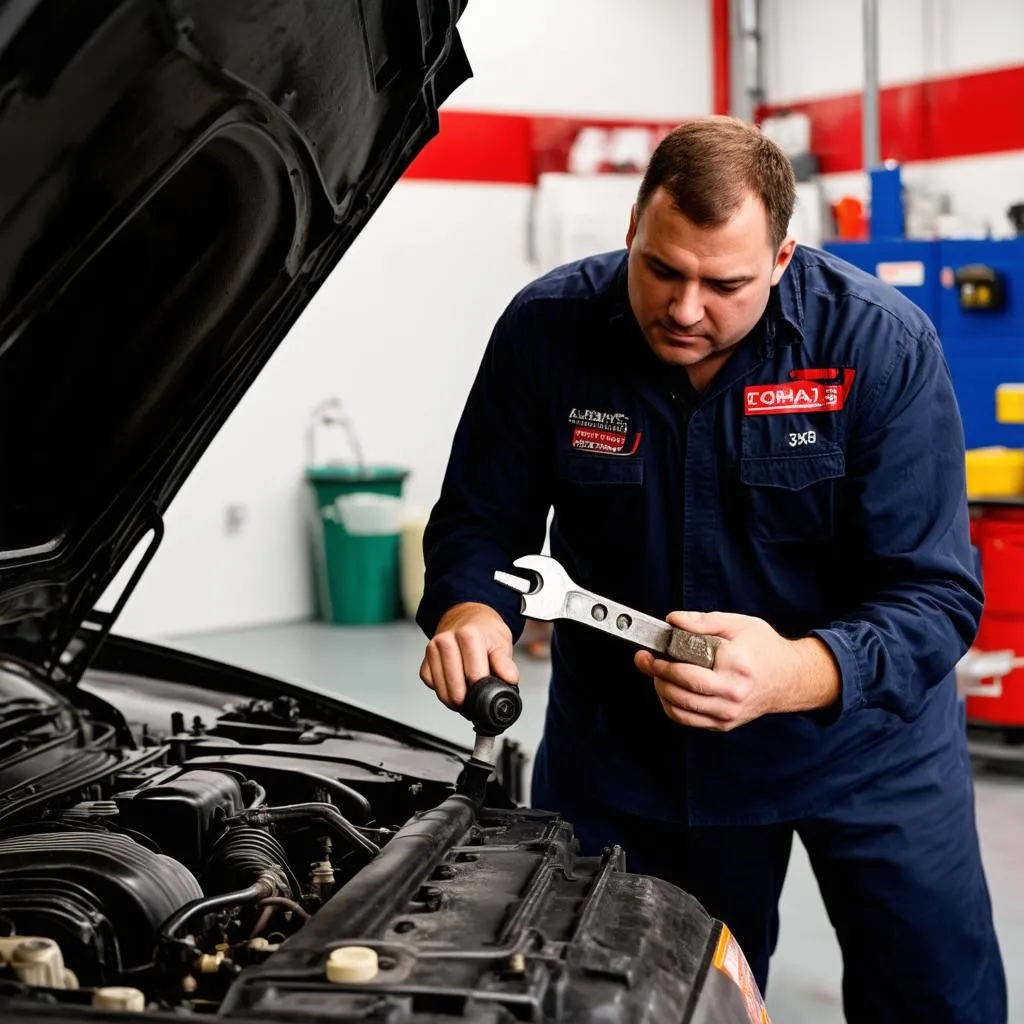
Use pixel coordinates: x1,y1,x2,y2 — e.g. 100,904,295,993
203,827,299,899
160,827,296,945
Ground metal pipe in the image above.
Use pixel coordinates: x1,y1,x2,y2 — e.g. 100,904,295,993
729,0,747,122
227,802,379,860
862,0,880,169
161,877,275,942
250,897,312,938
729,0,764,124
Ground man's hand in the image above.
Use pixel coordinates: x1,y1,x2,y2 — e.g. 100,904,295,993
634,611,841,731
420,603,519,710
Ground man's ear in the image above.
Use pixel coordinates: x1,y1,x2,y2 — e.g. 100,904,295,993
770,236,797,285
626,204,638,250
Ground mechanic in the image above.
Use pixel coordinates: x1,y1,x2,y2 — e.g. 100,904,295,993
415,116,1006,1021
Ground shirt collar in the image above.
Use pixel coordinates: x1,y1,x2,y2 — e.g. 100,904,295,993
769,251,805,348
605,251,632,325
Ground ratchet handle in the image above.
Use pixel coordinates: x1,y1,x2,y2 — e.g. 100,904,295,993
459,675,523,737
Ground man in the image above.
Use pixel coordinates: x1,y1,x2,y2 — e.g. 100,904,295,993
415,117,1006,1021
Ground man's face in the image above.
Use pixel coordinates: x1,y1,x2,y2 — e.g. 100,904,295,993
625,187,795,378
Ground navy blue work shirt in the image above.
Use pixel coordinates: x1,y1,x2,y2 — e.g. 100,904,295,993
417,246,982,827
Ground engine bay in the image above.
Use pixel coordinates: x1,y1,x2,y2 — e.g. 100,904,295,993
0,660,467,1013
0,647,750,1023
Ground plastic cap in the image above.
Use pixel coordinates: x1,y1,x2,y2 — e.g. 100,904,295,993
11,938,55,961
198,953,222,974
93,987,146,1011
326,946,379,983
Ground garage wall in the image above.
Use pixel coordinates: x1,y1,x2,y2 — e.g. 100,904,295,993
765,0,1024,101
761,0,1024,236
107,0,712,639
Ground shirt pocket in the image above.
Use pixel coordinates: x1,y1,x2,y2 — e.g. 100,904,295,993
558,453,644,487
554,454,646,561
739,446,845,543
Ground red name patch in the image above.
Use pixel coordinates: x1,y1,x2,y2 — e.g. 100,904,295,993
572,426,641,454
568,406,642,455
744,368,856,416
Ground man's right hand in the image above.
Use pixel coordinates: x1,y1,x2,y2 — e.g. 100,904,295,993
420,602,519,709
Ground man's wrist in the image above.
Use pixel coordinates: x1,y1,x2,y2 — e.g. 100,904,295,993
436,601,509,636
788,637,842,712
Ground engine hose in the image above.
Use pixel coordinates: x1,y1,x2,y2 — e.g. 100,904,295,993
226,803,379,861
159,828,296,953
245,780,267,809
203,826,300,900
160,879,272,943
251,897,311,939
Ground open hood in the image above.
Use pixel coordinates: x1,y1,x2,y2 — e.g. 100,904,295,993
0,0,471,682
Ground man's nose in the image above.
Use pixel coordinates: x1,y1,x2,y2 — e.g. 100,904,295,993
669,282,703,327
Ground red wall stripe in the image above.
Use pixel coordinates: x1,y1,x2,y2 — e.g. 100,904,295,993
712,0,731,116
757,64,1024,175
403,111,683,184
404,111,535,184
400,66,1024,186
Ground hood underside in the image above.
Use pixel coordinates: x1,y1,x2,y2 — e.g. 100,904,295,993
0,0,470,680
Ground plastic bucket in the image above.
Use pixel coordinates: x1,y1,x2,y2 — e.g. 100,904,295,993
306,465,409,625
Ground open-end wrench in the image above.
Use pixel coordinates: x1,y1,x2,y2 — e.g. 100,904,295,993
494,554,719,670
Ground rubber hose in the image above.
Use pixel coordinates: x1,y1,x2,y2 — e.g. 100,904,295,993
203,826,299,899
227,803,379,860
160,880,270,942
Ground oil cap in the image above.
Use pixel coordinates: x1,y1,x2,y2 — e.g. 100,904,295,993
93,988,146,1011
326,946,379,983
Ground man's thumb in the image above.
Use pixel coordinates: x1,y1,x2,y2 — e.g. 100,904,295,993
489,648,520,685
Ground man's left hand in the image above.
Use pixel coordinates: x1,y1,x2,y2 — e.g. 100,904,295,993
634,611,841,731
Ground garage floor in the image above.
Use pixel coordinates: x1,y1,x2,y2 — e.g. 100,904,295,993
167,620,1024,1023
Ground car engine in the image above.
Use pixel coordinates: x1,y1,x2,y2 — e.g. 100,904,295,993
0,653,755,1023
0,661,459,1009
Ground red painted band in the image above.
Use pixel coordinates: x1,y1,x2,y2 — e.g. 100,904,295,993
757,64,1024,175
403,111,683,184
400,65,1024,185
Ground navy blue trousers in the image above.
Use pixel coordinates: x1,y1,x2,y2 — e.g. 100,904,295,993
531,736,1007,1023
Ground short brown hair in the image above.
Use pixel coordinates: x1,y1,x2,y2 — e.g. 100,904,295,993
636,116,796,250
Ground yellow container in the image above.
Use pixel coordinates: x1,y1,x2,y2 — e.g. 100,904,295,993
996,383,1024,424
965,447,1024,498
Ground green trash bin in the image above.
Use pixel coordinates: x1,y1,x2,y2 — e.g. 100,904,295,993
306,465,409,625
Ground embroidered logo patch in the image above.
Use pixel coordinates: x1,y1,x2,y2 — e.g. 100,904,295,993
744,368,856,416
569,407,642,455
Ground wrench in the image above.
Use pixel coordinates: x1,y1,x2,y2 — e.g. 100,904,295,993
494,554,719,670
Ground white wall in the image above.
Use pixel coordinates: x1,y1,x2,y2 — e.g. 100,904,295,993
762,0,1024,237
449,0,711,118
764,0,1024,105
107,0,712,639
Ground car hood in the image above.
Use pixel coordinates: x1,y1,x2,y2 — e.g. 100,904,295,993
0,0,470,682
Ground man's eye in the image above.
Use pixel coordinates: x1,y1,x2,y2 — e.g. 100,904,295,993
651,264,674,279
712,282,741,294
